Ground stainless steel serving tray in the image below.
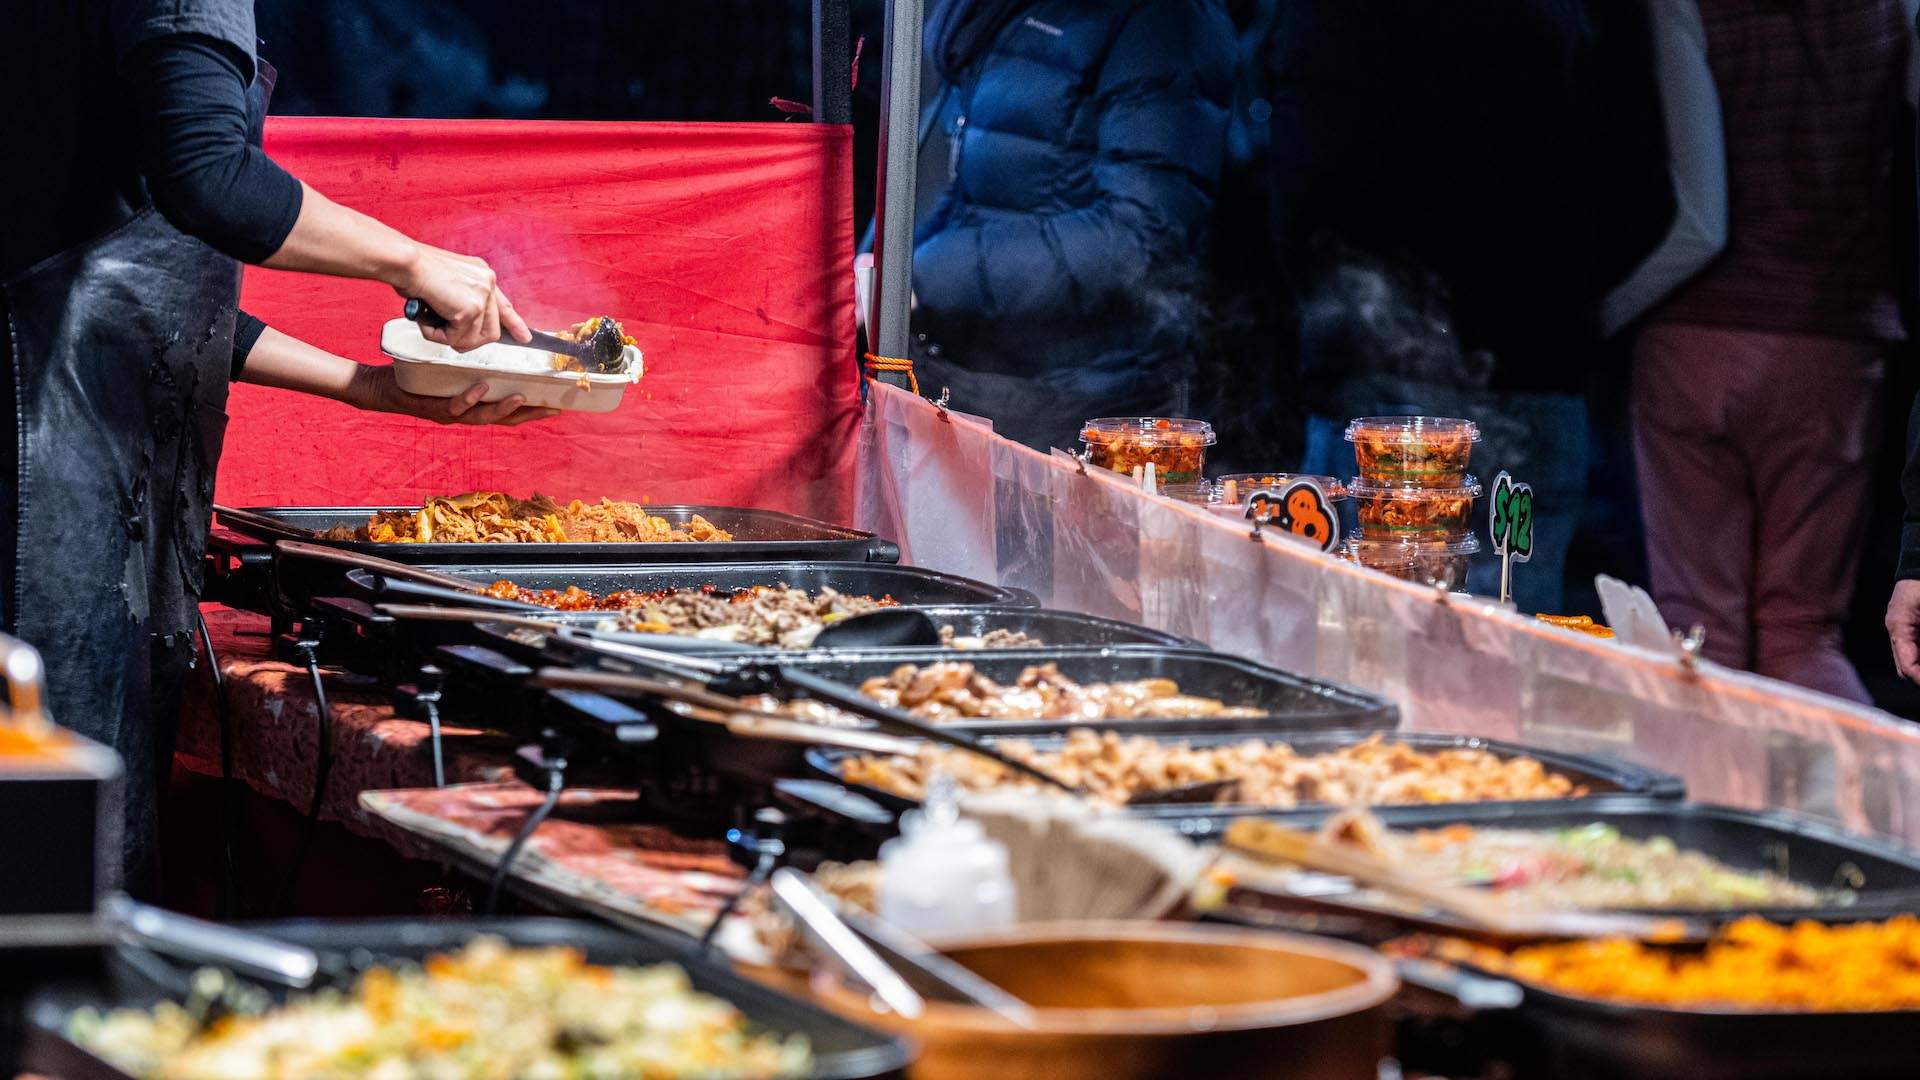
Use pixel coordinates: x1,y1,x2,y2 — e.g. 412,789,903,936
217,503,901,564
21,918,912,1080
809,729,1684,822
1212,796,1920,933
756,646,1399,735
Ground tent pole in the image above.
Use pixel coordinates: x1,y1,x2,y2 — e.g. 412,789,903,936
868,0,923,391
811,0,853,125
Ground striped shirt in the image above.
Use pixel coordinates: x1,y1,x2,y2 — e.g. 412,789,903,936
1653,0,1910,342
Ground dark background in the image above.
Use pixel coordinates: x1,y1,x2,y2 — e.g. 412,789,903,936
253,0,1920,720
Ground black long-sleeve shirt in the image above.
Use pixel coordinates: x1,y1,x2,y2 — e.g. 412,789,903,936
125,34,301,377
3,7,302,377
125,34,304,265
3,0,303,278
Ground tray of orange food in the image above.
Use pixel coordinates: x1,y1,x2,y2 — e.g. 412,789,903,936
1386,914,1920,1079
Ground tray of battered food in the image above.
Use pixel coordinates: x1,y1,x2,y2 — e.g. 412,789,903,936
811,729,1678,819
716,647,1398,735
22,918,911,1080
217,492,901,565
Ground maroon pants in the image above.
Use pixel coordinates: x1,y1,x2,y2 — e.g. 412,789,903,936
1632,324,1885,703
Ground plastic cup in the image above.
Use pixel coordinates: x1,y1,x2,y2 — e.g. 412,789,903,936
1159,482,1217,506
1213,473,1349,507
1346,416,1480,488
1349,476,1480,540
1079,417,1216,485
1344,534,1481,590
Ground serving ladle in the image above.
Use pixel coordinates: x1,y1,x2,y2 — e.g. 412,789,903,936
809,607,942,650
404,299,627,372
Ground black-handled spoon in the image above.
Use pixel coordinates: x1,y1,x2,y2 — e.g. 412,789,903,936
402,299,625,371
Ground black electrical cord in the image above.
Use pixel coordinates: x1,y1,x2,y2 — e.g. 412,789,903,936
194,610,240,919
699,847,779,953
279,639,333,914
700,811,787,952
421,695,446,789
484,760,565,916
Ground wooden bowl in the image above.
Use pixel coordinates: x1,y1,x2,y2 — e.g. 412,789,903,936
810,922,1397,1080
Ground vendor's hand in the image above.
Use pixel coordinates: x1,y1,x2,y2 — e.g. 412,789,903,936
349,364,558,427
395,244,531,352
1887,579,1920,682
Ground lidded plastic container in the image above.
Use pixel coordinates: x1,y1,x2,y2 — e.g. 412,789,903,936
1079,417,1216,485
1346,416,1480,488
1349,476,1481,540
878,776,1017,938
1159,482,1217,506
1214,473,1349,506
1344,534,1480,591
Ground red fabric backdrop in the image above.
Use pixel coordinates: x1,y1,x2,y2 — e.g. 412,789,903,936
225,119,860,521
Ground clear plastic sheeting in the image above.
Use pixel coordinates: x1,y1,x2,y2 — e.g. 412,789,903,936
856,382,1920,844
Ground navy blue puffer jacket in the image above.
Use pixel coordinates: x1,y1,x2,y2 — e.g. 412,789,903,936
909,0,1236,452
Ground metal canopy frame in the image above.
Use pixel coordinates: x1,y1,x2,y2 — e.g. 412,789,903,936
812,0,923,393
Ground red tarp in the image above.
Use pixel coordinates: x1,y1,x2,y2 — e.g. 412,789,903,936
225,119,859,521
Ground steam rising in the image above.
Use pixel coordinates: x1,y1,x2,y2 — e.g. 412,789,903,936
1296,240,1491,388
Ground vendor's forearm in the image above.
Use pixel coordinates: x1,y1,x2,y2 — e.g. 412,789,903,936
261,182,423,290
232,324,380,409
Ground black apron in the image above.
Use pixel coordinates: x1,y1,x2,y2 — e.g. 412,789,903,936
1,62,273,896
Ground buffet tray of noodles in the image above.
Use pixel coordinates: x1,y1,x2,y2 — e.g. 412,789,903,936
808,730,1680,822
20,918,911,1080
216,494,901,565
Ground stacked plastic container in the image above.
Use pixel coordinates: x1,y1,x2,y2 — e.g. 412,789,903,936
1342,417,1482,590
1078,417,1216,486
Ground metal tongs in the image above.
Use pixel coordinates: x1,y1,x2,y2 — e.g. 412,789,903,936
404,299,628,372
1222,817,1712,943
103,896,323,989
539,632,1080,792
769,868,1036,1027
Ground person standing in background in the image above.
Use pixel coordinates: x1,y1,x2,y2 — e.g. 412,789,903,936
1266,0,1672,614
1640,0,1910,703
906,0,1236,453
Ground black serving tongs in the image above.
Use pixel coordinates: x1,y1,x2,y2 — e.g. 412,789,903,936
404,299,627,373
524,630,1242,805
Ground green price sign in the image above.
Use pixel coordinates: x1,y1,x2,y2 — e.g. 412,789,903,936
1491,471,1534,563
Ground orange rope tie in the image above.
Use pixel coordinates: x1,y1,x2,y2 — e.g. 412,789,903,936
863,353,919,395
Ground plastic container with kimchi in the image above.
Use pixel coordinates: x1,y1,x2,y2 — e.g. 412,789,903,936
1349,476,1480,540
1343,534,1480,590
1345,416,1479,488
1079,418,1216,485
